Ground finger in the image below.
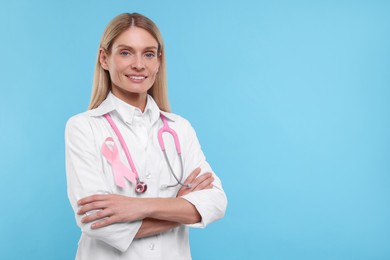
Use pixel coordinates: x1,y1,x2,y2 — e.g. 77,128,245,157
176,170,201,197
176,174,213,197
206,184,214,189
176,185,189,197
183,167,201,186
91,216,116,229
189,172,213,190
78,201,107,215
80,209,112,224
78,194,110,206
192,176,214,192
201,184,214,191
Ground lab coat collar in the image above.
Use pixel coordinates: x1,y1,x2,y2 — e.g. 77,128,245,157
88,93,116,117
160,111,177,122
88,92,177,123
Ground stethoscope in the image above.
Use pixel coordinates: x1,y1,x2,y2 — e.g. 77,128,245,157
102,113,190,193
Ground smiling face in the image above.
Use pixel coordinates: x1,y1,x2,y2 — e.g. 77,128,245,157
100,27,161,110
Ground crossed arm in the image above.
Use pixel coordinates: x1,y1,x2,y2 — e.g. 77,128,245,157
77,168,214,239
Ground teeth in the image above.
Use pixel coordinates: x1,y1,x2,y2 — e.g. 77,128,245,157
128,76,145,80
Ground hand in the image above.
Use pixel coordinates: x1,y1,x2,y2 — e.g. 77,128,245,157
77,194,145,229
176,167,214,197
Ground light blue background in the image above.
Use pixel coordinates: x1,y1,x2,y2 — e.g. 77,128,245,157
1,0,389,259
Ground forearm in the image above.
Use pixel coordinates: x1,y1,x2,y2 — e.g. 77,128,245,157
135,218,180,239
144,197,201,224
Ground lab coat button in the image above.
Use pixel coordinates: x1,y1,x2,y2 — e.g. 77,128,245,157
149,243,155,250
146,173,152,179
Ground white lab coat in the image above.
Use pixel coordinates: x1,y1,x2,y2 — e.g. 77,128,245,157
65,93,227,260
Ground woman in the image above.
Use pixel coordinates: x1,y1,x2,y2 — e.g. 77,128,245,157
65,13,227,260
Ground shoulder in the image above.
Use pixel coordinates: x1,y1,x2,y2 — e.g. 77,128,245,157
66,111,89,128
161,111,191,127
65,111,97,138
160,111,198,138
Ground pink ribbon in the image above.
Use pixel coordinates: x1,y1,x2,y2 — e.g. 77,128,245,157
101,137,136,188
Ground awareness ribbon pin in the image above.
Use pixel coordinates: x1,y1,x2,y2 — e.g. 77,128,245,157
101,137,136,188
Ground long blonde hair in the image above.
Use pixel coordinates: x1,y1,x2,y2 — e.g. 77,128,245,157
88,13,170,111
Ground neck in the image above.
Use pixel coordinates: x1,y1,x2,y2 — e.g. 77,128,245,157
111,88,147,112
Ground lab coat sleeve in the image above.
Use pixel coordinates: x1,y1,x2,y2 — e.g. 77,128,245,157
65,114,142,252
179,120,227,228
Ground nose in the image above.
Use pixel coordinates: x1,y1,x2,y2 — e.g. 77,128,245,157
131,54,145,70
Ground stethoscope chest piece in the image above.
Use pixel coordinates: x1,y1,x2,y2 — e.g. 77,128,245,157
136,181,147,193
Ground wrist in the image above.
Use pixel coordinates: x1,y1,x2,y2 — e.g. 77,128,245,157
141,198,164,219
143,197,176,220
128,197,154,221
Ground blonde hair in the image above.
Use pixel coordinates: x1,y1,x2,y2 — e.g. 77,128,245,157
88,13,170,111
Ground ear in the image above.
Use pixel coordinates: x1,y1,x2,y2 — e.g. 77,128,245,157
99,48,109,70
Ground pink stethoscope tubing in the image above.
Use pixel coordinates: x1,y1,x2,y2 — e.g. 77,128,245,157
158,114,181,154
158,114,190,189
104,113,189,193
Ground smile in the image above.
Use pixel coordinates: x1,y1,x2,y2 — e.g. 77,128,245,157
126,75,147,80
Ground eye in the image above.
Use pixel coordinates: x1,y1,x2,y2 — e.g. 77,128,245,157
144,52,156,59
119,50,131,56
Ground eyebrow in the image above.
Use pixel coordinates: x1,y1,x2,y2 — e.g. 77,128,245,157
115,44,158,51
